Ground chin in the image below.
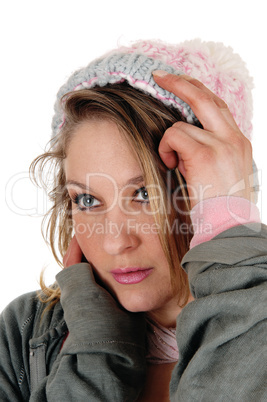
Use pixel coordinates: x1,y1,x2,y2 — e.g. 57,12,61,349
116,290,162,313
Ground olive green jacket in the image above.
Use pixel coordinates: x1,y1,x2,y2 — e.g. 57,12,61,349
0,224,266,401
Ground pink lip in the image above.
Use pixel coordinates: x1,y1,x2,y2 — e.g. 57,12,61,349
111,267,153,284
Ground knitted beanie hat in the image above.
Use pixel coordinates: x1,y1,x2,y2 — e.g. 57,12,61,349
52,39,254,141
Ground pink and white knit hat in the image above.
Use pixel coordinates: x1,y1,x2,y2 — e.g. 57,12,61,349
52,39,253,140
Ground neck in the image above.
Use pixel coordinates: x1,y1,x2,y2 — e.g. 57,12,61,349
147,292,194,328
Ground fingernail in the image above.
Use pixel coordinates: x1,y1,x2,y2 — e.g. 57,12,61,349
152,70,169,78
180,74,192,80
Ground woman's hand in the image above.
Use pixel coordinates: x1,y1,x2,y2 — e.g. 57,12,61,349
63,235,83,268
153,72,254,208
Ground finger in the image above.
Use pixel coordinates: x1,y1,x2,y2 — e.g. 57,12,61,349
63,235,83,268
153,72,238,134
159,122,206,169
179,75,227,109
180,75,239,130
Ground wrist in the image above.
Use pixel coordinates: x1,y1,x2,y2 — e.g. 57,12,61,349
190,196,261,248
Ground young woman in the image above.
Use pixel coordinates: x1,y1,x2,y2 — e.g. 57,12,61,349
0,40,266,401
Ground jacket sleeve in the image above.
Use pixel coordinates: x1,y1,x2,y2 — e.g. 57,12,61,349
30,263,146,402
170,223,267,402
0,292,39,401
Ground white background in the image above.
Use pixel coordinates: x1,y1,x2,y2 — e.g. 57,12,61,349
1,0,266,312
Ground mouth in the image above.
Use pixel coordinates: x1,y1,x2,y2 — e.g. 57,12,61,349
111,267,153,284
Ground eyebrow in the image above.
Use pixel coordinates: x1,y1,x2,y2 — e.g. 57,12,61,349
66,175,145,191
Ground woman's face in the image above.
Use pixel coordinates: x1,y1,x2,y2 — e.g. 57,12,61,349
65,120,182,320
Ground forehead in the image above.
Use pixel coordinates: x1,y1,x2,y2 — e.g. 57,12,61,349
64,120,143,186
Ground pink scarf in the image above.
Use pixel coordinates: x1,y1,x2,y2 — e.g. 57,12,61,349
145,315,179,364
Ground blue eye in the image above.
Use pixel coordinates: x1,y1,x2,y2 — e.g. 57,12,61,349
133,187,149,203
73,193,101,210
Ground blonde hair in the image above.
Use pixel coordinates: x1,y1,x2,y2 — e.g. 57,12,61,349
31,83,192,310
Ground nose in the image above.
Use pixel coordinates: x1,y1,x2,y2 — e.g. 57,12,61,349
102,208,140,256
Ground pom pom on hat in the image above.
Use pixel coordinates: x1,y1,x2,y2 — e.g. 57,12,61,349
124,39,254,139
52,39,253,141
